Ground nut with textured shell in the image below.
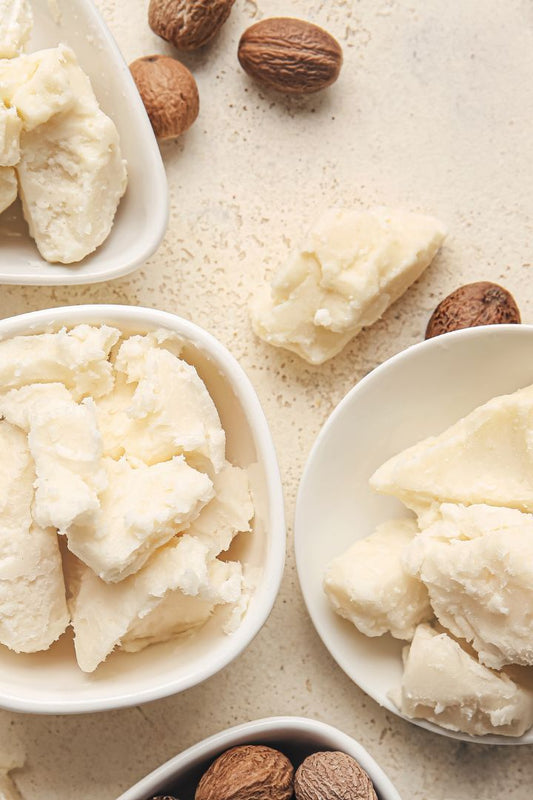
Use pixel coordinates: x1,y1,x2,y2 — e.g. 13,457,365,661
425,281,521,339
294,751,378,800
238,17,342,94
149,0,236,50
195,745,294,800
129,55,199,140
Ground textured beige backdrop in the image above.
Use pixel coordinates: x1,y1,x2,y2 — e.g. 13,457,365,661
1,0,533,797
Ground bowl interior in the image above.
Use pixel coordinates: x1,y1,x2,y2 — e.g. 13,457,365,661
0,306,283,713
117,716,401,800
0,0,167,285
295,324,533,745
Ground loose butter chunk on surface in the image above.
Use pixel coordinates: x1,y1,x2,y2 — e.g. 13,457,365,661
323,518,432,640
65,455,214,582
370,383,533,519
0,421,68,653
251,207,446,364
0,324,120,399
0,384,106,532
406,503,533,669
0,0,33,58
97,335,226,473
392,624,533,737
11,45,127,263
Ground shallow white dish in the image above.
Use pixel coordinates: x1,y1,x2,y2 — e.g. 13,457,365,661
117,715,401,800
295,324,533,745
0,0,168,285
0,305,285,714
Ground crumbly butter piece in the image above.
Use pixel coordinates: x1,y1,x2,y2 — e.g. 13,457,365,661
0,421,68,653
65,455,214,582
0,105,21,166
406,503,533,669
0,324,120,399
11,45,127,263
97,335,226,473
324,518,432,640
0,0,33,58
69,539,243,672
370,383,533,521
0,384,106,531
251,207,446,365
392,624,533,737
0,166,16,213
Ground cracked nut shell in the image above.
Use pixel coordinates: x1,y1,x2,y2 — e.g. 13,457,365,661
130,55,199,140
149,0,236,50
294,751,378,800
425,281,521,339
238,17,343,94
195,745,294,800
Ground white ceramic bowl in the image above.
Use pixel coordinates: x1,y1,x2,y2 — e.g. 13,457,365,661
0,0,168,285
296,324,533,745
0,305,285,714
117,715,402,800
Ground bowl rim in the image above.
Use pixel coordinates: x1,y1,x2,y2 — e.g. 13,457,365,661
295,323,533,746
116,715,402,800
0,305,286,714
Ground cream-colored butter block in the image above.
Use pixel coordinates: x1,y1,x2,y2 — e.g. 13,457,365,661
0,384,107,532
324,518,432,640
97,335,226,473
0,421,69,653
65,455,214,582
0,165,16,213
370,383,533,517
11,46,127,263
251,207,446,365
0,324,120,399
392,624,533,737
0,0,33,58
406,503,533,669
0,105,21,166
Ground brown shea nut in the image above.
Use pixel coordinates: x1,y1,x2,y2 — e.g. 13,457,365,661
425,281,521,339
195,745,294,800
149,0,236,50
238,17,343,94
294,751,378,800
129,55,199,140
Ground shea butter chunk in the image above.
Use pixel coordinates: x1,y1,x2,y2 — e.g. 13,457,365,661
0,166,16,214
324,518,432,640
251,207,446,364
407,503,533,669
392,624,533,737
66,455,214,582
0,105,21,166
0,422,68,653
371,383,533,520
0,0,33,58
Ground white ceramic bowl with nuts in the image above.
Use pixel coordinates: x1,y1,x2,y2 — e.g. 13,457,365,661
0,304,285,714
116,716,402,800
296,324,533,745
0,0,168,285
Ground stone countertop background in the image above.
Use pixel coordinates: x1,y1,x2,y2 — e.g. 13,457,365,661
1,0,533,797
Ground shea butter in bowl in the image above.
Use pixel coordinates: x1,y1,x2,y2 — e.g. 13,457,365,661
0,0,167,284
117,716,401,800
296,324,533,744
0,305,284,714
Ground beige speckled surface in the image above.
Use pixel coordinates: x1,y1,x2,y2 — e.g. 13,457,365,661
1,0,533,797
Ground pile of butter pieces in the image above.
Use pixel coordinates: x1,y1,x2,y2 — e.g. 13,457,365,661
0,0,127,263
0,325,254,673
251,206,447,365
324,386,533,737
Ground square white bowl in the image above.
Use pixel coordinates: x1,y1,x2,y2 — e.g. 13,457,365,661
0,305,285,713
0,0,168,285
116,716,402,800
296,324,533,745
